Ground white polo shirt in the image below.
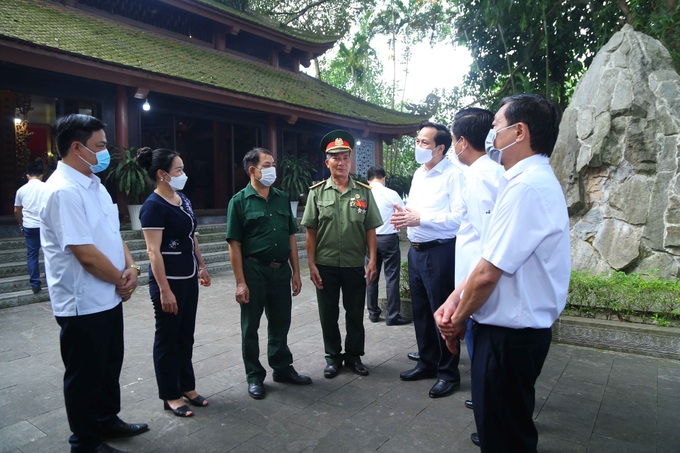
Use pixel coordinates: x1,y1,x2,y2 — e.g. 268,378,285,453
454,155,504,286
369,181,404,235
14,179,45,228
406,158,464,242
473,154,571,329
40,161,125,317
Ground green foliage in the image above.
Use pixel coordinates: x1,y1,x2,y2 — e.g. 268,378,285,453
277,155,315,201
567,270,680,326
248,0,367,35
386,173,411,198
399,260,410,298
105,147,153,205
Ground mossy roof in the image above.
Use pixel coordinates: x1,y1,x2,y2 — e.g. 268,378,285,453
192,0,340,45
0,0,425,127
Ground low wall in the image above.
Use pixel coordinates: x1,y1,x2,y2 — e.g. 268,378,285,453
378,298,680,360
552,316,680,360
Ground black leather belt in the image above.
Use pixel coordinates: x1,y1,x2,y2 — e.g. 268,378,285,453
247,256,285,269
411,238,455,251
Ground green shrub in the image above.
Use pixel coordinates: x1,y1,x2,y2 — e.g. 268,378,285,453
400,264,680,327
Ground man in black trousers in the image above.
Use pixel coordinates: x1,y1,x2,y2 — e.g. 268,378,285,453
41,114,148,453
391,121,464,399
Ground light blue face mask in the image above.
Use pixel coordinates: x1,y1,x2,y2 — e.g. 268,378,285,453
79,144,111,173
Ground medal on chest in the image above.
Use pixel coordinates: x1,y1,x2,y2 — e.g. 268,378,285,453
349,193,367,214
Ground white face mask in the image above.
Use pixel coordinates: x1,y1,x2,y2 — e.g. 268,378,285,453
165,172,188,191
452,138,466,165
415,146,434,164
257,166,276,187
484,124,518,164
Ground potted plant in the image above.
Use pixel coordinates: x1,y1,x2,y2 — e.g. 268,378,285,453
278,155,315,218
106,147,153,230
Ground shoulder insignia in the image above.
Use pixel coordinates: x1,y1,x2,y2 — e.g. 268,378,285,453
309,180,325,190
356,181,372,190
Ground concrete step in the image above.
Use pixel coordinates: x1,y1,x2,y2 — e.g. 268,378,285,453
0,219,307,309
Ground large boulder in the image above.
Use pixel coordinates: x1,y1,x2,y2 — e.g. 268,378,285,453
552,24,680,278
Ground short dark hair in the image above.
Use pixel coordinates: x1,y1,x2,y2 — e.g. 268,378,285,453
242,147,273,175
26,159,44,176
366,165,386,181
451,108,494,151
136,147,180,181
54,114,106,158
499,94,562,157
419,121,452,154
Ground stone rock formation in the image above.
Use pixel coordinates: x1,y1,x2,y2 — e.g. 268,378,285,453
552,24,680,278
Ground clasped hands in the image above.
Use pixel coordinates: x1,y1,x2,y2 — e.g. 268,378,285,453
434,296,467,355
116,267,138,302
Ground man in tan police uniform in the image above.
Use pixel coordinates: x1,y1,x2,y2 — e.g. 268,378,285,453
302,130,383,378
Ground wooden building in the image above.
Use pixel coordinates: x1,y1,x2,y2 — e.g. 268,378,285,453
0,0,425,217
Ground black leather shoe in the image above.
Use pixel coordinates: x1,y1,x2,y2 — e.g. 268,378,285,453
95,443,128,453
428,379,460,398
471,432,480,447
346,360,369,376
324,363,341,378
248,382,265,399
31,286,41,294
369,314,380,323
273,370,312,385
465,399,474,410
101,418,149,438
386,315,412,326
407,352,420,361
400,367,436,381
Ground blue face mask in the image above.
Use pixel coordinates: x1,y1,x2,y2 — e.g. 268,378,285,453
79,144,110,173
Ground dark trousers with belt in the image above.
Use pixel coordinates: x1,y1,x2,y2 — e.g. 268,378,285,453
408,240,460,382
150,276,199,400
366,233,402,322
316,265,366,365
23,226,41,289
472,322,552,453
55,303,123,452
241,258,294,384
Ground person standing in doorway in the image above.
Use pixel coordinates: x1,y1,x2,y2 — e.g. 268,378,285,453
14,158,45,294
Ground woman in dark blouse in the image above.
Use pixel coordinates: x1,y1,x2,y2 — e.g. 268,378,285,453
137,147,211,417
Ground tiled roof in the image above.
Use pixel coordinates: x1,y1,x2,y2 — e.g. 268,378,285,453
192,0,339,45
0,0,425,127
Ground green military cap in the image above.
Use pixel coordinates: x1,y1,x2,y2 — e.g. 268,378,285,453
320,129,355,154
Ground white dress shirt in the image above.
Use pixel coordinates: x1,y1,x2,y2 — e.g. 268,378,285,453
14,179,45,228
473,154,571,329
369,181,404,235
40,161,125,317
454,155,504,286
406,158,464,242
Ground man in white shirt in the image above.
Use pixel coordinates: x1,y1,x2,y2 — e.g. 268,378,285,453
391,121,464,399
365,165,411,326
435,94,570,452
14,159,45,294
41,114,148,453
446,108,504,415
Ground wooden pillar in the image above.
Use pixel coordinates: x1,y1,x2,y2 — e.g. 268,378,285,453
268,115,278,158
114,85,128,149
376,135,384,166
213,121,228,208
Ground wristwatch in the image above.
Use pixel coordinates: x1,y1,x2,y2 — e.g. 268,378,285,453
130,264,141,276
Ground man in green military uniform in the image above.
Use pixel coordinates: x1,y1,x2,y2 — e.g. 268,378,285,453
227,147,312,400
302,130,383,378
